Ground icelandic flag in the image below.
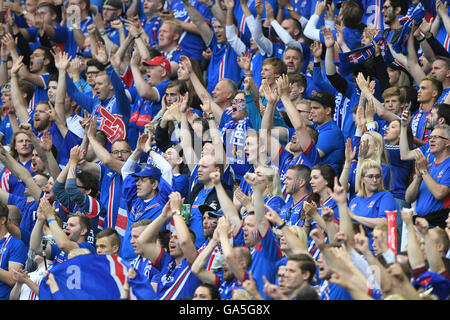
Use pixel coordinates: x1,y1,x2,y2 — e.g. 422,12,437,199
373,33,395,65
391,5,426,55
39,254,156,300
337,45,375,75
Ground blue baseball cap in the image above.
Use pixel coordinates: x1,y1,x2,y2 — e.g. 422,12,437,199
412,271,450,300
132,165,161,181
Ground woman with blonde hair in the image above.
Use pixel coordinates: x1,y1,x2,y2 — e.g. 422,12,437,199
336,159,398,252
340,130,391,200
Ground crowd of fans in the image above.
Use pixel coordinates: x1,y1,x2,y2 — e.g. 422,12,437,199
0,0,449,300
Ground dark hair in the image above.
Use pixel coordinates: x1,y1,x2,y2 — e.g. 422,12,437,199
196,283,221,300
307,164,336,205
390,0,408,15
36,46,57,75
165,79,188,95
287,253,316,284
295,285,320,300
435,103,450,125
158,229,170,252
86,58,106,71
96,227,121,249
76,171,100,198
18,80,35,104
287,164,311,189
0,201,8,220
340,0,363,29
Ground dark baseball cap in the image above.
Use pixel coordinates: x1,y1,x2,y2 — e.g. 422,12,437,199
199,201,224,218
103,0,123,9
307,90,336,110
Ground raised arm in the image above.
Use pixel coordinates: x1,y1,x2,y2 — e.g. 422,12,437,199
191,229,220,284
86,118,125,174
244,172,270,235
181,0,214,45
265,205,308,255
138,202,174,262
9,56,31,125
40,198,80,254
170,192,198,265
0,146,42,203
415,217,447,274
210,172,243,237
277,74,312,151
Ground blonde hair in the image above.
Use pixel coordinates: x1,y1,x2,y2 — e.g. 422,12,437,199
288,225,308,247
357,159,385,197
256,164,283,198
362,131,389,164
232,289,253,300
68,248,91,259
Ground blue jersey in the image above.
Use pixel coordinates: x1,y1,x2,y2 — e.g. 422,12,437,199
142,16,162,48
221,117,253,180
189,186,214,249
153,249,201,300
314,120,345,174
206,35,242,94
8,194,39,244
349,190,398,250
415,157,450,218
99,164,125,230
319,280,353,300
173,174,189,199
0,116,13,145
411,104,431,142
65,64,131,126
279,194,309,226
119,174,173,262
386,144,413,200
50,241,96,267
0,233,28,300
0,159,33,196
53,179,106,244
128,80,168,149
246,225,283,300
168,0,212,61
130,255,160,287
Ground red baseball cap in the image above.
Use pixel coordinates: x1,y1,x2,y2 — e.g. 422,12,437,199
142,56,171,74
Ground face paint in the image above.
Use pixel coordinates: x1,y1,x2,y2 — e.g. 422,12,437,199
236,104,247,112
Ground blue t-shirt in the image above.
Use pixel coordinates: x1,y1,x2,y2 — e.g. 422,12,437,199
415,157,450,218
0,234,27,300
50,241,96,267
119,174,173,262
314,120,345,174
206,35,242,94
153,250,201,300
246,225,283,300
167,0,212,61
349,190,398,250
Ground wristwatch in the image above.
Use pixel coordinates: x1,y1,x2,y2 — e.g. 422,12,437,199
21,10,28,16
172,210,181,216
134,33,141,39
420,169,428,176
99,29,106,36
